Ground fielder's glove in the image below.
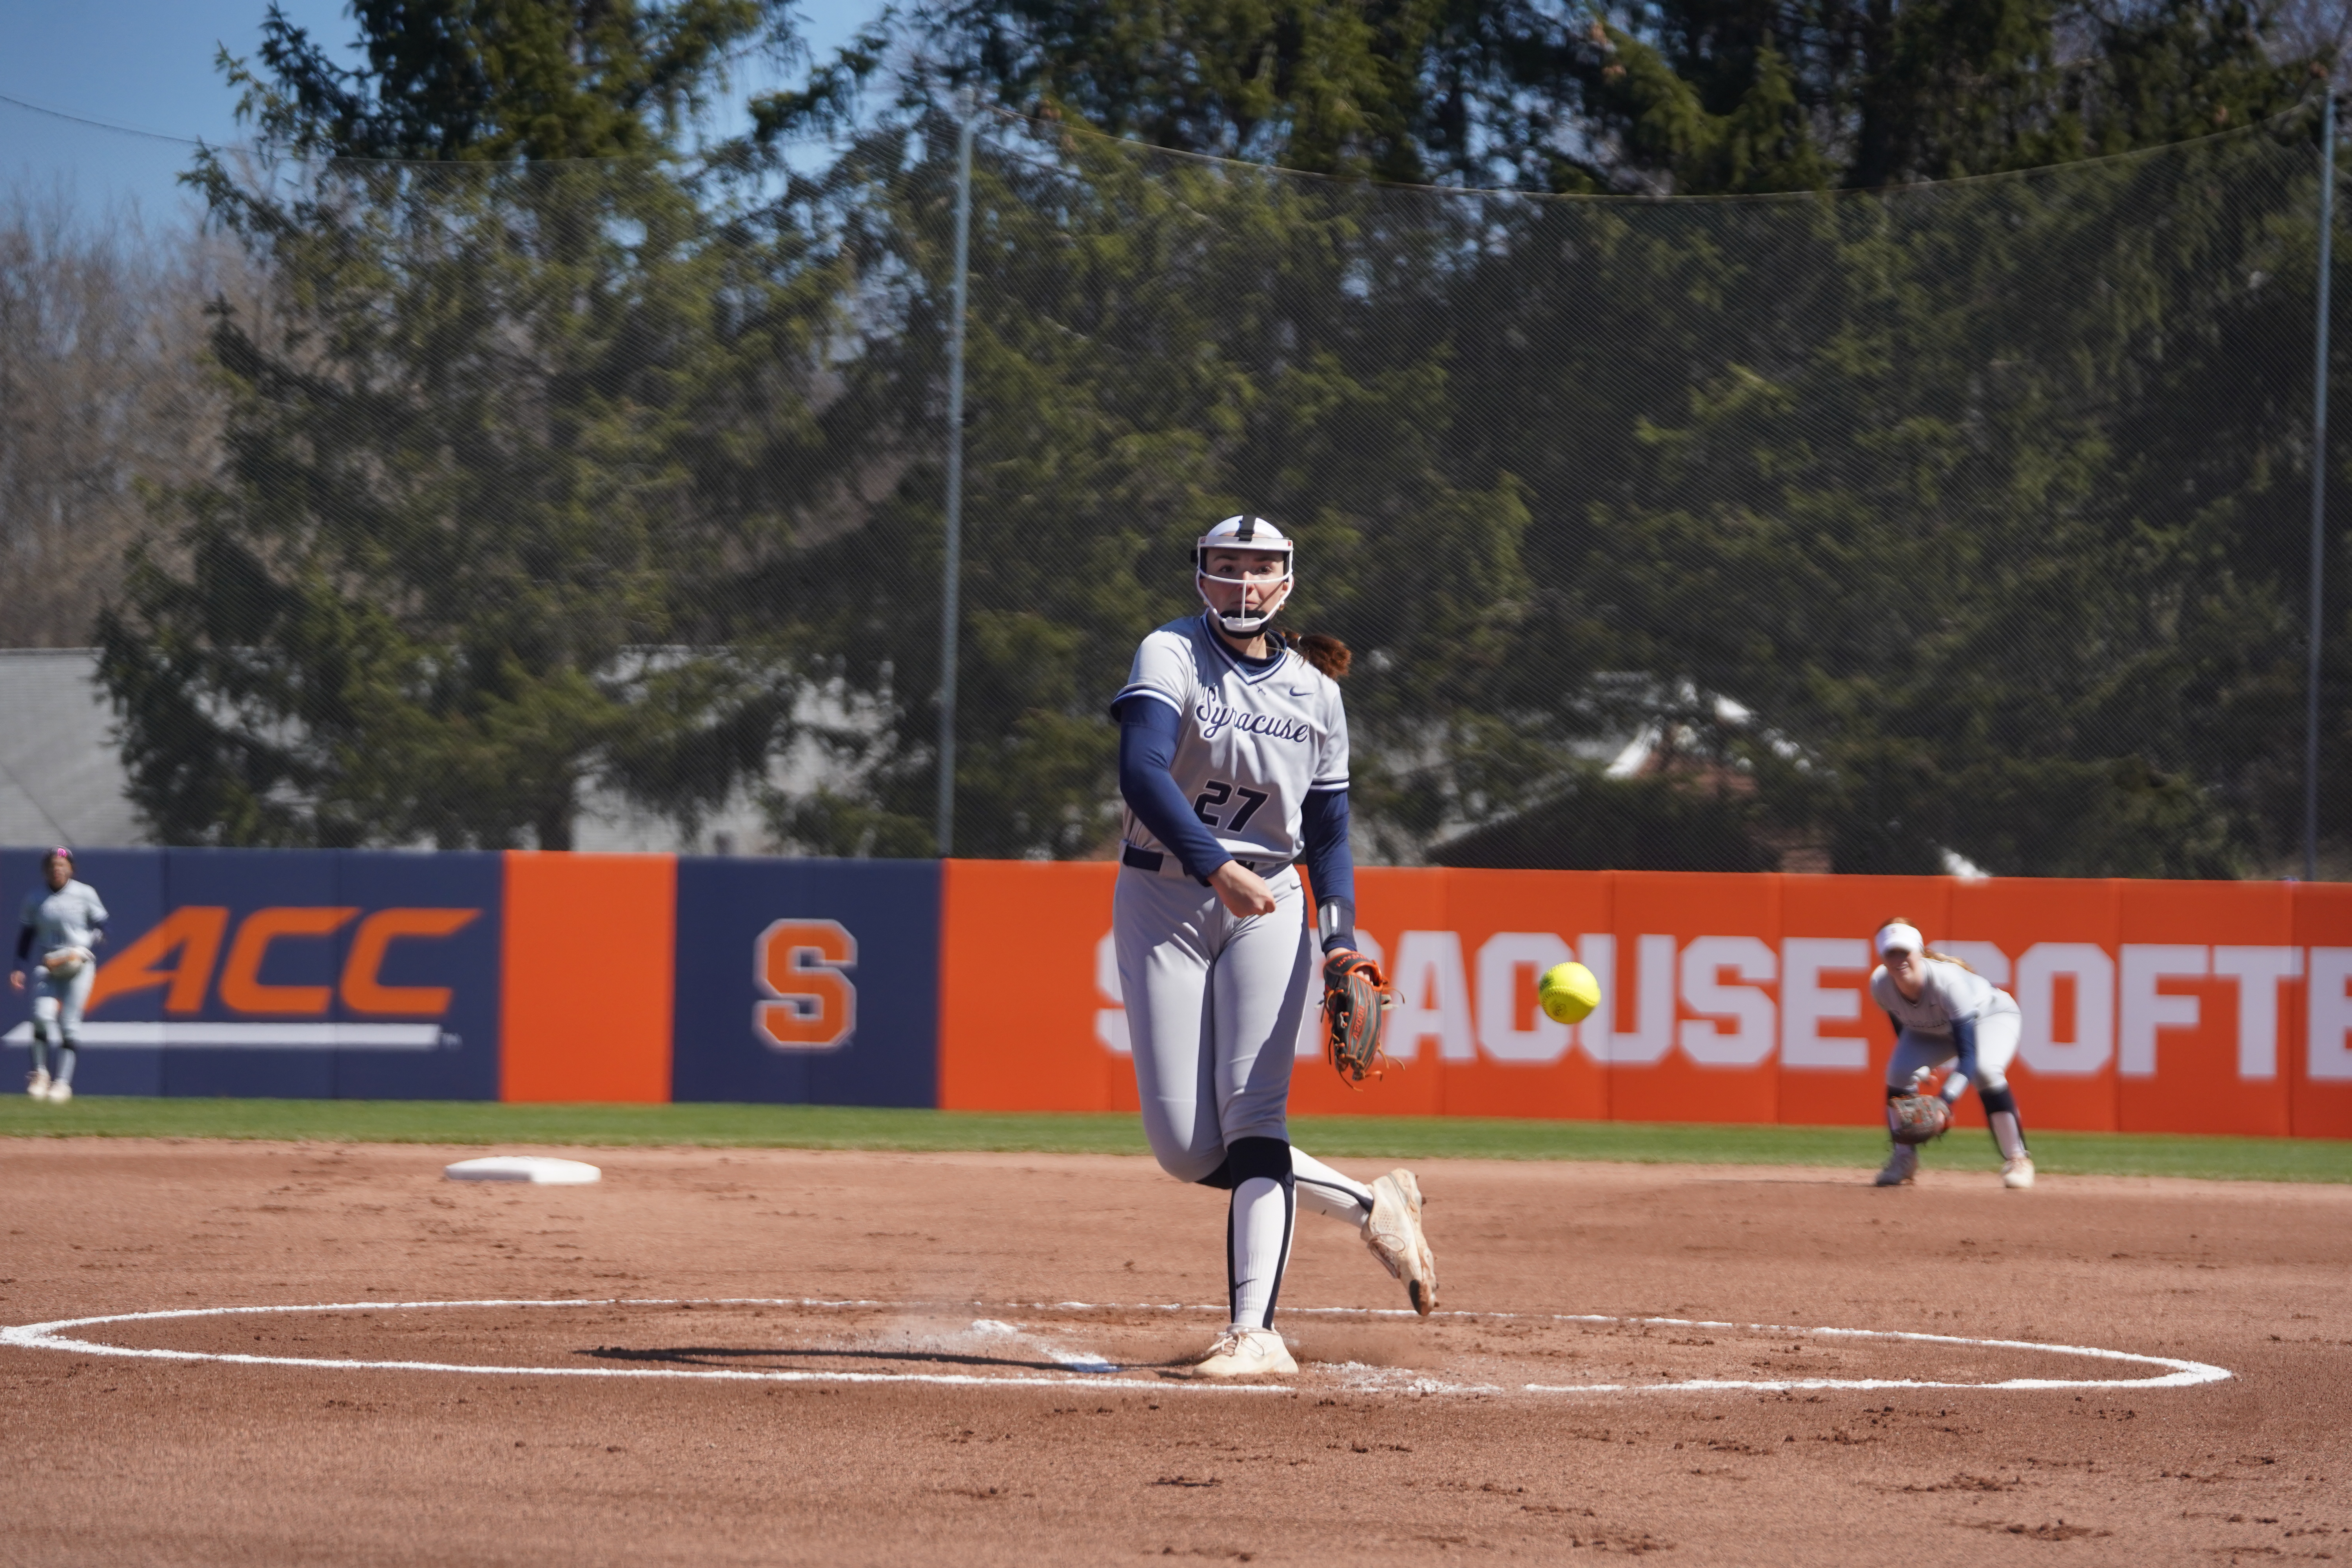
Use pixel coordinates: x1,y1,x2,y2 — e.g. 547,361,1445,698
1888,1093,1953,1145
1323,949,1394,1085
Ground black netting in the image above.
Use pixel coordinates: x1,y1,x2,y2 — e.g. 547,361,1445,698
2,100,2342,873
940,111,2330,877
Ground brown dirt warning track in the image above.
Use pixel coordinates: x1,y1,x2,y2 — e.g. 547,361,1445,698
0,1139,2346,1566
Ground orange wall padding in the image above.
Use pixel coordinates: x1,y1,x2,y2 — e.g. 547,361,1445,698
939,862,2352,1137
499,852,675,1103
939,859,1136,1113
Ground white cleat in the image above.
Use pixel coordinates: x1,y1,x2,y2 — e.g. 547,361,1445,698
2002,1155,2036,1190
25,1068,49,1100
1365,1169,1438,1315
45,1080,70,1103
1190,1327,1297,1379
1873,1145,1918,1187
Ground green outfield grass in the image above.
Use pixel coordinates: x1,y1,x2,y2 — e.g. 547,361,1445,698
0,1097,2346,1182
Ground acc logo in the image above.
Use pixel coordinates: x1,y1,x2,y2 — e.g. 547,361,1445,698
88,907,479,1017
755,919,857,1052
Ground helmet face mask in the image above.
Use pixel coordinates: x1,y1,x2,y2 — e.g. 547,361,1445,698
1195,515,1295,635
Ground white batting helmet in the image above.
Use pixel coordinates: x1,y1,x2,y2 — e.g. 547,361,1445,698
1195,514,1295,635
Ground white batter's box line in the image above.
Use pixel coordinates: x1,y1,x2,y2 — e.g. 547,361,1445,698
0,1022,450,1050
0,1297,2234,1396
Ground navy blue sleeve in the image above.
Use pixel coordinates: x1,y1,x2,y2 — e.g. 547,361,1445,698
1300,789,1357,953
14,926,29,963
1945,1014,1980,1096
1116,697,1231,881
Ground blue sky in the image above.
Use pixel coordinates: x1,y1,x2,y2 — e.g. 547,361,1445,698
0,0,882,222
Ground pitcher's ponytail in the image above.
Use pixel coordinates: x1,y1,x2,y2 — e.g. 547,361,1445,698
1285,631,1352,679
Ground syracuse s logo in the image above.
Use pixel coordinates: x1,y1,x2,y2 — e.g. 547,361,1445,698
755,919,857,1052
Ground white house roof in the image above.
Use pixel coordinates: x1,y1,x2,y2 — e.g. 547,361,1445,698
0,648,798,855
0,650,143,847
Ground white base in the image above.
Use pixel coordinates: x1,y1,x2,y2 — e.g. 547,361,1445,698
443,1156,601,1185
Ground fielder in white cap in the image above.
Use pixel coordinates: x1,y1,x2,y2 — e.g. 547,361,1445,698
1107,514,1437,1378
1869,918,2034,1189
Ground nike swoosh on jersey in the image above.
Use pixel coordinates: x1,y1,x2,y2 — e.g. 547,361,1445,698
1288,685,1312,696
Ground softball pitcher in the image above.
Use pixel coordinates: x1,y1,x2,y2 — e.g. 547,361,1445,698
1870,918,2034,1189
15,848,105,1103
1111,515,1436,1379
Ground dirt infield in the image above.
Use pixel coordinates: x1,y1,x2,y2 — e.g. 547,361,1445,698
1,1140,2346,1565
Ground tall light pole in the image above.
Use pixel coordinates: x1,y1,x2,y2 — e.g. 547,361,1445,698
936,106,976,858
2309,88,2336,882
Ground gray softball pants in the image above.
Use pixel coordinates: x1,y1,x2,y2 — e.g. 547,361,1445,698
31,963,94,1046
1112,862,1312,1183
1885,994,2023,1096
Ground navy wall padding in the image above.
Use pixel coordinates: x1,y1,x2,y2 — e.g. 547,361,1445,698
0,847,501,1100
669,857,940,1107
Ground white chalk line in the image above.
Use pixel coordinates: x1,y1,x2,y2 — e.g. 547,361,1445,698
0,1298,2231,1396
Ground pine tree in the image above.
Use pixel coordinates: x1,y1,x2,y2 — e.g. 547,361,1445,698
100,1,813,848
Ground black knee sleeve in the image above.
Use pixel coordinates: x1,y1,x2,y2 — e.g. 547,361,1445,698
1979,1085,2018,1116
1195,1138,1292,1191
1225,1136,1292,1186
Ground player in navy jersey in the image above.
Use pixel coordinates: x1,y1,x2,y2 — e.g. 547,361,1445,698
1110,515,1437,1379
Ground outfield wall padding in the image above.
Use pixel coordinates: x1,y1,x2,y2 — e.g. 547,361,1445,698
0,848,2347,1136
967,865,2347,1138
500,852,672,1105
0,846,503,1102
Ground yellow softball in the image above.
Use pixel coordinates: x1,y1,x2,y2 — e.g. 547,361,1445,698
1538,960,1602,1025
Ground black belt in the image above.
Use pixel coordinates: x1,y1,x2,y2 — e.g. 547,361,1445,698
1121,844,1291,882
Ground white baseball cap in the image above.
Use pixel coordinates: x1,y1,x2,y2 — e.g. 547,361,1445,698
1874,922,1925,957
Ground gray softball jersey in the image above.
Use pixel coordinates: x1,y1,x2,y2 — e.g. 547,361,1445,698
1114,613,1348,868
22,879,107,956
1869,958,2009,1037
